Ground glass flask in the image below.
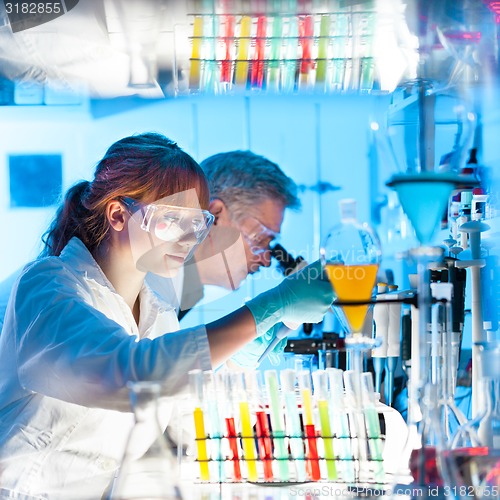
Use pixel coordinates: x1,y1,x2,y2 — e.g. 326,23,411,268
110,381,183,500
449,378,500,489
408,384,455,489
445,341,500,496
320,198,382,355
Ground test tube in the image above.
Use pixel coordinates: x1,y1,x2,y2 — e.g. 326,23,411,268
316,14,331,87
385,286,402,407
312,370,337,480
222,372,242,481
236,372,258,482
298,370,321,481
326,368,355,483
372,283,389,394
267,15,283,91
360,372,385,484
202,13,218,93
221,15,236,87
189,16,204,91
235,15,252,86
344,370,369,481
298,15,314,89
264,370,290,482
204,370,225,482
246,371,273,481
283,1,299,93
189,369,210,481
251,16,267,89
280,369,307,482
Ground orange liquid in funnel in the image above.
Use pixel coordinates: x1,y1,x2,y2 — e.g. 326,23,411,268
324,263,379,333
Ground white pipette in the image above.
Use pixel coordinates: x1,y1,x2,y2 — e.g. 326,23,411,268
257,323,293,365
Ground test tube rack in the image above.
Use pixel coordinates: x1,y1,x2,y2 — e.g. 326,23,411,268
183,368,388,487
187,6,379,95
188,429,386,485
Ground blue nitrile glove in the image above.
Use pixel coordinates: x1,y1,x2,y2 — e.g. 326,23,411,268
230,323,288,368
245,260,334,337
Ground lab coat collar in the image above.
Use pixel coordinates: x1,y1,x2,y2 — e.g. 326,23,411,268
59,237,116,291
59,238,175,330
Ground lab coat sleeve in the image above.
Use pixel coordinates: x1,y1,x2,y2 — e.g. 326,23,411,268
9,259,212,411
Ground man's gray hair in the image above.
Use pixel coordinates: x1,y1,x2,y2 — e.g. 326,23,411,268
200,151,300,217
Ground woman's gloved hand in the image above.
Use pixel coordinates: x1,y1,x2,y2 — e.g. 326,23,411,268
245,260,334,337
230,323,288,368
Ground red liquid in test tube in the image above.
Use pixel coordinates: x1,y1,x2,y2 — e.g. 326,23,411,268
256,410,274,481
225,417,242,480
251,16,267,89
304,424,321,481
299,15,313,81
221,15,235,83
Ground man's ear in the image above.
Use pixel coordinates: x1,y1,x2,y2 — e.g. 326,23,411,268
106,200,127,232
209,198,229,226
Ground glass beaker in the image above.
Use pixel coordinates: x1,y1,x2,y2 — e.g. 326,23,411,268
110,381,183,500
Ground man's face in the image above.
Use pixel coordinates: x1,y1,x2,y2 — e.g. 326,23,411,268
235,198,285,275
193,197,285,290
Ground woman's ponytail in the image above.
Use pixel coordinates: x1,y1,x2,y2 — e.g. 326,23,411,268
40,181,91,257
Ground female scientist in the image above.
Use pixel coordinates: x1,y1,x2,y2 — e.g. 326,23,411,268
0,133,333,498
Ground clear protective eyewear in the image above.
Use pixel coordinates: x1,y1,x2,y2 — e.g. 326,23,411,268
237,216,280,256
121,197,215,246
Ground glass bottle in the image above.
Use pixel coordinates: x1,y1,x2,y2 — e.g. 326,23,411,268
110,381,183,500
320,198,382,358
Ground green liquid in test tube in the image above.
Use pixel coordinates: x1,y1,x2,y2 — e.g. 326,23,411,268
360,372,385,484
264,370,290,482
268,16,283,90
312,370,337,480
280,369,307,482
327,368,355,483
316,14,331,86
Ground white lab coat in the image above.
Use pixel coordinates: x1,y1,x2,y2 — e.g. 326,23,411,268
0,238,212,499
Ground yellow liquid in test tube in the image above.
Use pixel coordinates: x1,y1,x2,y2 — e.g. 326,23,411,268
301,387,314,426
239,401,258,482
235,16,252,86
324,263,379,333
318,400,337,480
189,16,203,90
193,407,210,481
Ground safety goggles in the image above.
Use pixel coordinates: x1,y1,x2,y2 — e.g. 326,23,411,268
121,197,215,245
236,216,280,255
